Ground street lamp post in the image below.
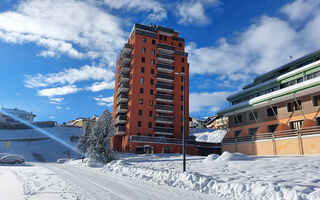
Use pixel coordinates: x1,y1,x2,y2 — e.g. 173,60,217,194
175,72,186,172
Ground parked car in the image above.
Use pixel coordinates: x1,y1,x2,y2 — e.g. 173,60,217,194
0,154,25,164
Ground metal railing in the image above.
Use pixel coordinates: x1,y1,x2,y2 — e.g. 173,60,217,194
156,73,174,81
157,43,175,51
155,104,174,112
157,54,175,61
154,126,174,133
155,94,174,101
156,63,174,71
154,116,174,123
156,83,174,90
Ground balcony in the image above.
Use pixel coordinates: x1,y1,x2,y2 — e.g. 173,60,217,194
154,116,174,124
118,82,129,93
119,73,130,83
120,53,131,64
156,63,174,73
156,83,174,93
154,127,174,136
155,104,173,114
116,103,128,114
115,125,126,135
155,93,174,103
116,92,129,104
156,73,174,83
115,114,127,124
157,43,174,55
120,43,132,55
119,62,131,73
157,54,175,64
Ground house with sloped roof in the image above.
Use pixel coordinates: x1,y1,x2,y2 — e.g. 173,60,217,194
0,107,36,123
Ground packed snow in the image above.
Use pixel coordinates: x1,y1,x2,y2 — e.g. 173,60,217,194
96,152,320,200
189,128,227,143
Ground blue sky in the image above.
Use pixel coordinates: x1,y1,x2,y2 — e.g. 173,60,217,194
0,0,319,123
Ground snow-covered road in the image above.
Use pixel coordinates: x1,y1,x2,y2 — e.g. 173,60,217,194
41,163,221,200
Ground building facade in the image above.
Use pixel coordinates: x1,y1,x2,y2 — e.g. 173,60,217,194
189,116,206,129
68,116,99,128
0,108,36,123
110,24,219,155
206,115,228,129
219,50,320,155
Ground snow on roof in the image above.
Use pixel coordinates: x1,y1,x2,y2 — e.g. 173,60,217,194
1,108,36,116
189,116,206,122
189,128,227,143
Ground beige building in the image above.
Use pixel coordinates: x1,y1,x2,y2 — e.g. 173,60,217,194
68,116,99,128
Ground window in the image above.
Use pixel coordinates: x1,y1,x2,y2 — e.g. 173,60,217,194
287,100,302,112
152,49,155,55
139,98,143,105
138,109,142,116
234,115,242,124
150,89,153,95
234,130,241,137
312,94,320,106
150,79,154,85
181,58,185,63
152,39,155,45
181,76,184,82
137,133,141,136
141,57,145,63
140,77,144,84
290,120,303,130
138,121,142,128
181,105,183,111
248,127,258,136
268,124,278,133
151,69,154,74
141,67,145,73
149,111,153,117
182,67,184,72
151,59,155,65
181,95,183,101
181,86,184,91
140,88,144,94
148,133,152,137
164,36,167,41
142,47,146,53
149,100,153,106
297,77,303,83
159,35,163,40
280,82,289,89
317,117,320,126
142,37,146,43
266,106,278,117
179,42,182,47
248,111,258,121
148,122,152,128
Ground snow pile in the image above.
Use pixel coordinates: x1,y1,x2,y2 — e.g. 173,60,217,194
215,151,250,162
189,129,227,143
101,153,320,200
0,126,82,162
202,154,219,163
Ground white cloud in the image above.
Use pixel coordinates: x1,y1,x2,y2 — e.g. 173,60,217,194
38,85,81,97
189,91,232,113
49,115,56,119
280,0,320,22
0,0,126,65
55,106,62,109
187,5,320,82
49,97,64,104
86,80,115,92
102,0,167,21
93,95,113,107
25,65,114,89
176,0,219,25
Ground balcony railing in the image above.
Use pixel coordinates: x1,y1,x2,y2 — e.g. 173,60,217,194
155,94,174,103
156,73,174,83
120,43,132,57
115,115,127,124
154,116,174,124
115,125,126,135
156,83,174,93
118,83,129,93
157,54,175,64
223,126,320,144
156,63,174,73
119,73,130,83
154,126,174,135
119,62,131,73
116,103,128,114
117,92,129,104
155,104,174,113
157,43,175,55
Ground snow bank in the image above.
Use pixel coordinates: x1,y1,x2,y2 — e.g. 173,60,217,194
189,129,227,143
215,151,250,162
101,153,319,200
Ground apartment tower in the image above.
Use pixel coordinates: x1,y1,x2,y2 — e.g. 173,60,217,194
111,24,190,154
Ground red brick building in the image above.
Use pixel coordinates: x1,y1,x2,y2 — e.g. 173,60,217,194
111,23,219,155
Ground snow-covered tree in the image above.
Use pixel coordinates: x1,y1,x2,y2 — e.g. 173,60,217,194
87,109,115,163
77,119,92,155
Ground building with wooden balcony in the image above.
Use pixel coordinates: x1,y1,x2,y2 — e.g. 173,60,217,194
111,24,219,155
218,50,320,155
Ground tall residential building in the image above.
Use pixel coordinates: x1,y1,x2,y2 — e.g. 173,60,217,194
111,23,190,154
218,50,320,155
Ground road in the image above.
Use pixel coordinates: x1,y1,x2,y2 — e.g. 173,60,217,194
42,163,220,200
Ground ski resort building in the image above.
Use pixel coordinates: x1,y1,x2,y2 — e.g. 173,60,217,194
111,23,219,155
0,107,36,123
219,50,320,155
